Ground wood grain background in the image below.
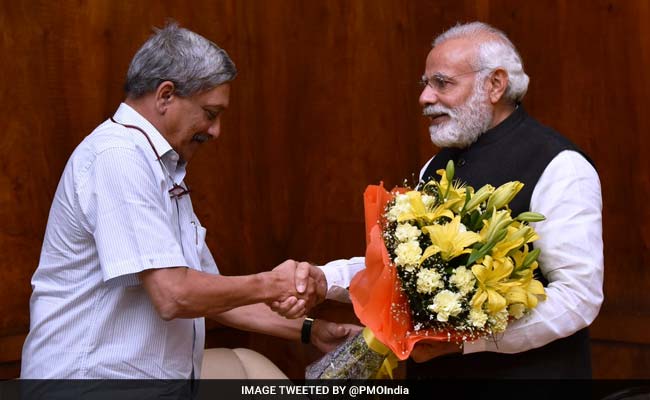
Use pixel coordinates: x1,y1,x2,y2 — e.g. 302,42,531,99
0,0,648,379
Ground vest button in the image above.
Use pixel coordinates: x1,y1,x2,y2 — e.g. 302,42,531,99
458,158,466,167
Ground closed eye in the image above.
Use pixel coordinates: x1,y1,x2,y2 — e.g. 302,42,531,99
432,75,452,91
203,107,221,121
420,74,453,91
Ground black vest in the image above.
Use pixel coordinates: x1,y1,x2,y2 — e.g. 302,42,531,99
407,106,593,379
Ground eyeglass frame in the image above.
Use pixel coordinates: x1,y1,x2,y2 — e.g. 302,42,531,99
419,68,490,94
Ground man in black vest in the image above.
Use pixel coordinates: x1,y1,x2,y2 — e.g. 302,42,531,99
317,21,604,378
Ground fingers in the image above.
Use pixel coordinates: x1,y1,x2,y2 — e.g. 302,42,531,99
268,296,307,319
310,320,361,353
295,262,310,294
308,265,328,303
270,260,324,314
300,265,328,308
343,323,363,336
327,321,349,338
297,276,320,310
283,299,306,319
269,296,297,314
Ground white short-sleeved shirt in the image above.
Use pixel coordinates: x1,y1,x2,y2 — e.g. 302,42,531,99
21,103,219,378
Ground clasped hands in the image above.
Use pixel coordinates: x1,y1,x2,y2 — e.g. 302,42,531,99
266,260,327,319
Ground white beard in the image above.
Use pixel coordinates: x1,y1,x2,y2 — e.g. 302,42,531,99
424,82,493,149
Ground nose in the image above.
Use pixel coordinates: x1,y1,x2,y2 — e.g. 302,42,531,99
419,85,438,108
207,119,222,139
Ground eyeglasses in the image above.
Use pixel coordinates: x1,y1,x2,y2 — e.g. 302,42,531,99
168,182,191,199
419,68,488,94
110,117,191,200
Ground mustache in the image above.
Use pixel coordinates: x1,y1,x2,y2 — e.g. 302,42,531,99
422,105,452,117
192,133,211,143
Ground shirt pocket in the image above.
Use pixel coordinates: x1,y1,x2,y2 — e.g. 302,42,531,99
185,221,207,271
195,224,207,253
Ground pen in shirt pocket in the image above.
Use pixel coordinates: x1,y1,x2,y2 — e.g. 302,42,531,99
190,221,198,245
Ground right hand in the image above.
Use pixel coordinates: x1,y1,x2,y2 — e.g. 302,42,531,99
267,260,326,318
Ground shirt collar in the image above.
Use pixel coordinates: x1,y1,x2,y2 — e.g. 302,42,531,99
112,103,176,160
112,103,187,183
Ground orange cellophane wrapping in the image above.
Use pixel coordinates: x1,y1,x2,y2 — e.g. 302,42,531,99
349,184,464,360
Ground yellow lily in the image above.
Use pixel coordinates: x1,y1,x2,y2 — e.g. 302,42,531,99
398,191,453,223
509,221,539,244
490,222,539,259
479,209,513,245
420,216,480,262
435,169,467,213
510,245,541,278
490,226,525,260
470,255,518,314
505,270,546,309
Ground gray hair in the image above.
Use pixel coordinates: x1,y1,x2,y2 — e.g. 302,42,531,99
125,22,237,98
434,22,529,103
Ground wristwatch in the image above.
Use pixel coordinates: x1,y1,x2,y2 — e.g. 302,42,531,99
301,317,314,344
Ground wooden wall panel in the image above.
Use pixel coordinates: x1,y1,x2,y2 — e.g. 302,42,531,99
0,0,648,379
592,341,650,379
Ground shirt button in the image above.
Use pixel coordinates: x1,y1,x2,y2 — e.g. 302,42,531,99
170,154,179,162
458,158,466,167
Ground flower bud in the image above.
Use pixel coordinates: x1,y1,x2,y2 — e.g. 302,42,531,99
486,181,524,210
464,184,495,212
515,212,546,222
445,160,455,183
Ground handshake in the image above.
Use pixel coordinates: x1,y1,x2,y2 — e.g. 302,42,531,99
265,260,328,319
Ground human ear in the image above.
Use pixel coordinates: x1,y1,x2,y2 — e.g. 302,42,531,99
487,69,509,104
154,81,176,114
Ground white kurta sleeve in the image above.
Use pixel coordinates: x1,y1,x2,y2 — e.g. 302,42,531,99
464,150,604,354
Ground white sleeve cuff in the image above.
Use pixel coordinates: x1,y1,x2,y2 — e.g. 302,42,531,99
319,257,366,302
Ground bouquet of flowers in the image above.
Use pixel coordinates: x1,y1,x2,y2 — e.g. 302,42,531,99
306,161,547,379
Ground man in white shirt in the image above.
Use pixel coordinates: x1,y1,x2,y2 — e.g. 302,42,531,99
21,23,356,379
313,22,604,378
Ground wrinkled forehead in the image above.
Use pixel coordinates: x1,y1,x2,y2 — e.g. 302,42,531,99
425,37,479,75
194,83,231,107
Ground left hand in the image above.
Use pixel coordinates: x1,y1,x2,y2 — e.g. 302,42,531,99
410,340,463,363
310,319,363,353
